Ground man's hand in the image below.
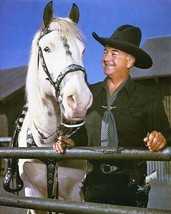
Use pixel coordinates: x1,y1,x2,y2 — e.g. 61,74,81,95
53,136,75,154
144,131,167,152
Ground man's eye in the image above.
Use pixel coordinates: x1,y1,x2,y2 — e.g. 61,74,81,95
112,52,118,56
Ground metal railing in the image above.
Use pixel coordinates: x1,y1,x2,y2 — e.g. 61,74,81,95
0,146,171,160
0,194,170,214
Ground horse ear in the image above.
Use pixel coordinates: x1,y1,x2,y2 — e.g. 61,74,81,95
43,1,54,28
68,3,79,24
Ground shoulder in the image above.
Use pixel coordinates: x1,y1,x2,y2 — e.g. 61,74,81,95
128,79,160,99
89,81,104,90
89,81,105,96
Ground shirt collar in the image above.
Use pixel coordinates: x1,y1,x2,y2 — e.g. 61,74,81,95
102,76,132,95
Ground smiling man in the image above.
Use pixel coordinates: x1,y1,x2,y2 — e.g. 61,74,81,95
53,24,171,207
82,24,170,206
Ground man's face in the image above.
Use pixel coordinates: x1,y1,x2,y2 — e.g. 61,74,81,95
102,46,134,77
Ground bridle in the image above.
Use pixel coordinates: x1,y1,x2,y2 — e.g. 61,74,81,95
36,27,87,140
38,27,87,100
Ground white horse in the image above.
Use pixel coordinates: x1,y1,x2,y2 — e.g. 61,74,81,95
18,2,92,214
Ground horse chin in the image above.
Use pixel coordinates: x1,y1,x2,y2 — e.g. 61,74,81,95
63,112,86,123
64,116,85,123
63,110,86,122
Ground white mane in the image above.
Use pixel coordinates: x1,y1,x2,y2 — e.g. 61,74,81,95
50,17,83,40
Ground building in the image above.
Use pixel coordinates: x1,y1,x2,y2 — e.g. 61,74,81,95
0,66,27,137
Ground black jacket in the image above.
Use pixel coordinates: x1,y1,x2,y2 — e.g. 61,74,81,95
73,77,170,148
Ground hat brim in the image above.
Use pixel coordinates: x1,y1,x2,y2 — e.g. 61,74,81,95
92,32,152,69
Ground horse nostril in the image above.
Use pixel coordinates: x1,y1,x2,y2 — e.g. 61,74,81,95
67,95,77,109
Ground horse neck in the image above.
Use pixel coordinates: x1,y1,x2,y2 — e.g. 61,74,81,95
27,84,61,144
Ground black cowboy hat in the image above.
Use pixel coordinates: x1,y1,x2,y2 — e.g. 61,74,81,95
92,24,153,69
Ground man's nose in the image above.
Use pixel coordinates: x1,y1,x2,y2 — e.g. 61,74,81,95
103,53,112,61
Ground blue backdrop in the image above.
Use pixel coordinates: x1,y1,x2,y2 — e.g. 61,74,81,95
1,0,171,83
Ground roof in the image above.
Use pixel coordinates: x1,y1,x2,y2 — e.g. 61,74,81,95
0,66,27,101
131,36,171,79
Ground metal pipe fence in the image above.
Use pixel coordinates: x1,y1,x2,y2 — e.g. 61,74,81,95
0,146,171,161
0,195,171,214
0,146,171,213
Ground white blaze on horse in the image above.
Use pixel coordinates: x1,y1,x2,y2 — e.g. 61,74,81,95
17,2,92,213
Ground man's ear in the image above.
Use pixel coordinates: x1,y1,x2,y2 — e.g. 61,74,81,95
127,55,135,69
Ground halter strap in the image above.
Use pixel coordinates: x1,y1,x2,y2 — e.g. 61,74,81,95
54,64,86,98
35,27,87,140
39,46,86,99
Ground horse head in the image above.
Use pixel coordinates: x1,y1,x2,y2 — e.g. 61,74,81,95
26,1,92,127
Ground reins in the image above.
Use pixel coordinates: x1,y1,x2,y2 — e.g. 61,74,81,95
34,120,85,141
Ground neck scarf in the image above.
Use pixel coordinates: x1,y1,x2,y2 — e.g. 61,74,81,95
101,78,128,147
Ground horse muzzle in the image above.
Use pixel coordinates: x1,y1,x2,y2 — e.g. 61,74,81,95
60,76,92,119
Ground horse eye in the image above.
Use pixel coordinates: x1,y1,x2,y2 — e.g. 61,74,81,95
44,47,50,52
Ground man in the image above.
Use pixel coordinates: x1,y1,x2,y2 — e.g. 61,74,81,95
53,25,171,207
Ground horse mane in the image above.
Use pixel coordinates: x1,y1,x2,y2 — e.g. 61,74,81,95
25,17,84,117
50,17,84,41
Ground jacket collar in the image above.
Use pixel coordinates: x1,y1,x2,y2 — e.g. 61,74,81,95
122,76,136,96
90,75,136,98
